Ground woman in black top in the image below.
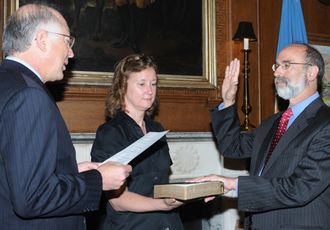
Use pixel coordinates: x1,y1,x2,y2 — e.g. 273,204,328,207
91,54,184,230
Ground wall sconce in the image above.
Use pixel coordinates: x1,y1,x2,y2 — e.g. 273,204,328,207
233,21,257,131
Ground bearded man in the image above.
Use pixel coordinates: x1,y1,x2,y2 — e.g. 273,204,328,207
190,43,330,230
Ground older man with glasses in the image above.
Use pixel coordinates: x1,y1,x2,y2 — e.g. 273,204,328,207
0,3,132,229
190,43,330,230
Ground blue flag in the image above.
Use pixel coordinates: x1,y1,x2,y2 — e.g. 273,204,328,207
276,0,308,57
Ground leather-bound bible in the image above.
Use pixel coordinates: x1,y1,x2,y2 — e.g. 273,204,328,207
153,181,224,201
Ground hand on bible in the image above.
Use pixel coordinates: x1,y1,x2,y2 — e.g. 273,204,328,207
187,174,238,202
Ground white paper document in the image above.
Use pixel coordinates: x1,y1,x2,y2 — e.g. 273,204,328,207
101,130,169,165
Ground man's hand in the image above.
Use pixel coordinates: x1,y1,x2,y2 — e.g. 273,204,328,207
222,58,240,108
97,161,132,191
78,161,100,173
187,174,238,202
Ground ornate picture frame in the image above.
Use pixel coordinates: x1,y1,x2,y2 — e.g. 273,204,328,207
310,33,330,106
3,0,216,88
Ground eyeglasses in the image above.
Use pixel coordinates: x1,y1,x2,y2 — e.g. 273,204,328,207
272,61,312,72
46,31,75,49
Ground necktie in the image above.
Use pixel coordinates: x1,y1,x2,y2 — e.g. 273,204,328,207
263,107,293,167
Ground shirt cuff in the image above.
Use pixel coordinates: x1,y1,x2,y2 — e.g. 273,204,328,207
218,102,225,111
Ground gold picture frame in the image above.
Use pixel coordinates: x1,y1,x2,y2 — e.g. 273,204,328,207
309,33,330,107
2,0,216,89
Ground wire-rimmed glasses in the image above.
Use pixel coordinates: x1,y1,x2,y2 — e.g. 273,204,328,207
46,31,75,49
272,61,312,72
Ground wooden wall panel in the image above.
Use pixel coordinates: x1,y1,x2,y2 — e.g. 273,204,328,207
57,100,105,133
302,0,330,36
53,86,108,133
53,0,231,133
230,0,260,128
55,86,221,132
259,1,281,118
302,0,330,45
1,0,329,133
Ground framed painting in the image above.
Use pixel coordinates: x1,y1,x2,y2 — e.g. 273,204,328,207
313,44,330,106
310,33,330,107
3,0,216,88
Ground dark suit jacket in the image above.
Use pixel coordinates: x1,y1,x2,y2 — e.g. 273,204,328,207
0,60,103,229
211,99,330,230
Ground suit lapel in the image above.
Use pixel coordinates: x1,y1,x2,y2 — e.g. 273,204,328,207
251,115,280,175
262,99,324,174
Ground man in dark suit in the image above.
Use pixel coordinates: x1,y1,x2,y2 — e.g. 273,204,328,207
0,3,132,229
191,43,330,229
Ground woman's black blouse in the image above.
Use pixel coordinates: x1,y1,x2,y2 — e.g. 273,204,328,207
91,111,183,230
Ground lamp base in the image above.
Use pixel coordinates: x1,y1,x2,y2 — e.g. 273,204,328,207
240,121,256,131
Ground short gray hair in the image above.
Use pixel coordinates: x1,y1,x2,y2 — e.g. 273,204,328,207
2,4,61,56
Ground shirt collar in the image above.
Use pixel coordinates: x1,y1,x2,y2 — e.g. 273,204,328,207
289,92,319,119
5,56,44,83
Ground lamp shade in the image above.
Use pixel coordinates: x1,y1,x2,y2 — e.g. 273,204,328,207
233,21,257,41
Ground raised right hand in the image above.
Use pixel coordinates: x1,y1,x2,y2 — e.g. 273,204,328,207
222,58,240,108
97,161,132,191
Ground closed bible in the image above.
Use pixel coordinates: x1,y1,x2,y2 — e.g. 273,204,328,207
153,181,224,200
